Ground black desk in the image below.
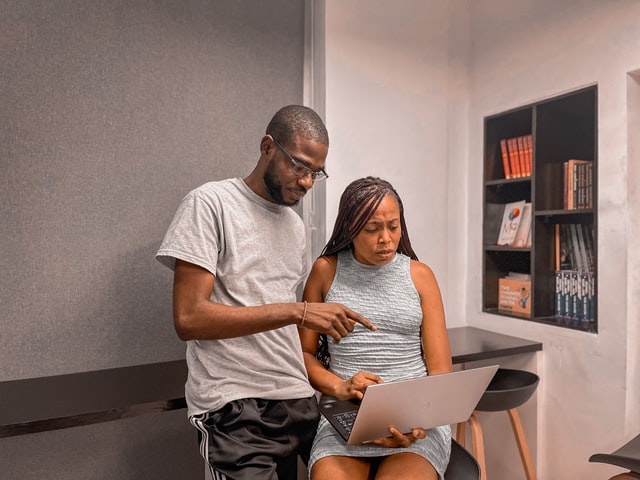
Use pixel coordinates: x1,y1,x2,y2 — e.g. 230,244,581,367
448,326,542,364
0,361,187,438
0,326,541,438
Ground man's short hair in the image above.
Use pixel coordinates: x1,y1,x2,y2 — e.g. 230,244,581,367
266,105,329,146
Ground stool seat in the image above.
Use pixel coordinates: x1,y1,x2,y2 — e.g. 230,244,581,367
444,438,481,480
456,368,539,480
476,368,539,412
590,432,640,478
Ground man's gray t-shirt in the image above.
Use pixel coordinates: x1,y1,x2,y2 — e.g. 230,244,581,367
156,178,314,416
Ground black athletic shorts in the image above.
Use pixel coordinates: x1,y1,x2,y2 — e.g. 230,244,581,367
190,396,320,480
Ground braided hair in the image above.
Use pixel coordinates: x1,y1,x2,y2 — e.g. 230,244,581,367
322,176,417,260
316,177,418,367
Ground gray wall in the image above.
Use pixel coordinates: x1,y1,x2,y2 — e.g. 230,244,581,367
0,1,305,478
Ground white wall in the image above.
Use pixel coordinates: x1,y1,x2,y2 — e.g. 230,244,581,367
324,0,471,323
626,70,640,433
468,1,640,478
324,0,640,478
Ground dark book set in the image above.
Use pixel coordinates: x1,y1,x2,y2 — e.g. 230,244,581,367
563,159,594,210
554,223,595,328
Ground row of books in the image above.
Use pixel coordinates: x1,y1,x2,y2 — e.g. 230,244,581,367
555,270,595,326
496,200,531,247
500,134,532,179
563,159,593,210
554,223,594,272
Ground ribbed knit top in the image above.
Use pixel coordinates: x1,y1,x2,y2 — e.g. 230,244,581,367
324,250,427,382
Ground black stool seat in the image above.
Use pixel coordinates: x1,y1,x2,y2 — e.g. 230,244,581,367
476,368,539,412
445,439,481,480
456,368,539,480
590,433,640,475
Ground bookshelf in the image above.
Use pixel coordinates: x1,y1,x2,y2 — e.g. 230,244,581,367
482,86,598,332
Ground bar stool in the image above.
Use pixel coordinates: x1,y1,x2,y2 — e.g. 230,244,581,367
589,432,640,479
445,438,481,480
456,368,539,480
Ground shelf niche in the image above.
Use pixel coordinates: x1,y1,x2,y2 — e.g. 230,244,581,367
482,85,597,333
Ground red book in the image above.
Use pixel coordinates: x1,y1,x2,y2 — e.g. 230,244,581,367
517,136,527,177
525,134,533,176
508,137,521,178
500,139,511,179
563,162,569,209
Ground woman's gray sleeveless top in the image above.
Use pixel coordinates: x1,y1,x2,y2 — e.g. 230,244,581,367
324,250,428,381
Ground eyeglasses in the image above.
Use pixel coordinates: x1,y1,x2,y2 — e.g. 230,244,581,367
272,138,328,182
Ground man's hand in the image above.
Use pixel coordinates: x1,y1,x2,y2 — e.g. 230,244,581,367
302,302,377,341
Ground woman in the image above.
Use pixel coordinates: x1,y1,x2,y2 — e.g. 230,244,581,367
300,177,453,480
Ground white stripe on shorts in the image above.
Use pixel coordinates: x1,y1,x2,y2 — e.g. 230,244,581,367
190,413,228,480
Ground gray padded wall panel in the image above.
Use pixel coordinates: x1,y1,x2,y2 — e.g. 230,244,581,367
0,410,202,480
1,1,305,478
0,0,305,381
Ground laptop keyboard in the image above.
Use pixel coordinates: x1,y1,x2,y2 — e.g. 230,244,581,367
333,410,358,433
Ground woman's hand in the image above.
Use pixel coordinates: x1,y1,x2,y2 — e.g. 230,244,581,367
333,371,383,400
365,427,427,448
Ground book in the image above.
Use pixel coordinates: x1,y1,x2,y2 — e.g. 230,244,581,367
496,200,527,246
568,224,584,271
575,223,590,272
517,136,527,177
570,270,580,321
498,277,531,316
562,270,573,320
581,162,594,209
581,224,595,271
511,202,532,247
525,134,533,176
485,203,507,245
563,162,569,209
577,162,586,208
554,224,561,270
558,224,575,270
581,271,595,325
576,162,594,209
507,137,521,178
588,163,593,208
555,271,564,318
505,271,531,281
564,159,592,210
500,139,511,179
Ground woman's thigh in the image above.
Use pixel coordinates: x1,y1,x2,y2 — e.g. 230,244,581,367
311,455,372,480
375,452,437,480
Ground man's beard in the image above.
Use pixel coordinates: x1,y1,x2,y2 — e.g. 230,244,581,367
264,169,301,206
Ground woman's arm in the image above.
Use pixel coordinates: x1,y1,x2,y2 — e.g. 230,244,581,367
299,256,382,400
410,260,453,375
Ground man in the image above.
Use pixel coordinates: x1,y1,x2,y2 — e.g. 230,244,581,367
156,105,375,480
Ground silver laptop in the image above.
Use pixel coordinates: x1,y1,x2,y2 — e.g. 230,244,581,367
318,364,499,445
